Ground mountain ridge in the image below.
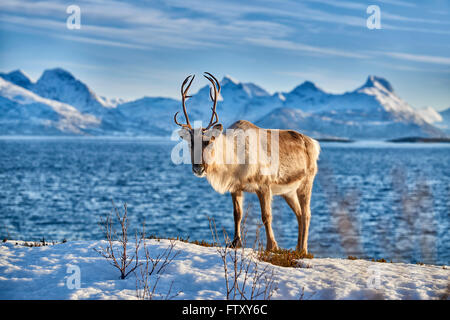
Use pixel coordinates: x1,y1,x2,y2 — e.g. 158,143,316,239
0,68,447,139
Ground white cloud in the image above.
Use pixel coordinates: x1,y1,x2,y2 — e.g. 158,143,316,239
382,52,450,66
377,0,417,8
245,37,368,59
0,1,295,50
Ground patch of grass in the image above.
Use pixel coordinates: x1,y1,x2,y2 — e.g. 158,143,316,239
150,234,314,269
18,238,66,247
188,239,217,247
20,238,61,247
348,255,358,260
258,248,314,268
22,241,47,247
147,234,218,248
371,258,387,263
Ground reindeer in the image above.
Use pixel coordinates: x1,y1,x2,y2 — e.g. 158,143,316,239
175,72,320,253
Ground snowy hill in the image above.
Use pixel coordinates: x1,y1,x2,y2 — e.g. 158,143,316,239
0,68,446,139
0,239,447,300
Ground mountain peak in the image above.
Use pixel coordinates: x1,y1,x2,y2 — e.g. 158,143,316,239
221,75,240,86
0,69,34,89
291,80,324,94
39,68,76,82
360,75,394,93
216,75,269,98
34,68,107,113
8,69,32,80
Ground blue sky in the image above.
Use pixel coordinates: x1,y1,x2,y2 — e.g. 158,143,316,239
0,0,449,110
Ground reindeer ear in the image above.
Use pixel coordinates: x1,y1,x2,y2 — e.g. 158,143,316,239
205,123,223,140
178,128,191,140
212,124,223,133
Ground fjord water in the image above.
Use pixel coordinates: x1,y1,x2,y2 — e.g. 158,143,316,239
0,138,448,264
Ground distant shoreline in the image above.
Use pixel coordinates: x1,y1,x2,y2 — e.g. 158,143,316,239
316,138,354,143
1,135,450,144
387,137,450,143
0,135,173,141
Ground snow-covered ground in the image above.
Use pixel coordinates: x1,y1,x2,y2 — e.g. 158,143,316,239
0,239,448,300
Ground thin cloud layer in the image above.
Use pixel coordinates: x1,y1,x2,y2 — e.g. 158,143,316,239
0,0,448,108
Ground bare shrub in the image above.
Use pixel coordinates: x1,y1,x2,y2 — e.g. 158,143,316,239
135,226,181,300
208,211,278,300
95,201,181,299
94,201,140,280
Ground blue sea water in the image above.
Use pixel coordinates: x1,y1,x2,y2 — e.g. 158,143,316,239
0,137,448,264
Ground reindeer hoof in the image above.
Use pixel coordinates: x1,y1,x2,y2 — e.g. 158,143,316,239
231,238,242,248
266,242,279,252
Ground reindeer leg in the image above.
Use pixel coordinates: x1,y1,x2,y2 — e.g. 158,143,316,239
282,191,303,253
257,188,278,251
231,191,243,248
297,181,313,254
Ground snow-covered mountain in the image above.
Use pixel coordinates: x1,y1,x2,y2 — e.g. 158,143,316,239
281,76,425,122
417,106,443,124
256,75,444,139
282,80,329,112
0,77,100,135
0,68,446,139
257,107,441,140
116,97,183,136
437,107,450,133
0,70,34,90
32,68,116,114
185,75,278,126
411,106,450,134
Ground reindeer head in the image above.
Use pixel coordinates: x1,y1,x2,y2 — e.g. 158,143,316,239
175,72,223,177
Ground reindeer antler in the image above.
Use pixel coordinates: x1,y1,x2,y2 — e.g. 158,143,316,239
203,72,221,131
174,75,195,129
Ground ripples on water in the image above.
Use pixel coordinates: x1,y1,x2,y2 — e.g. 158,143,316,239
0,138,448,264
